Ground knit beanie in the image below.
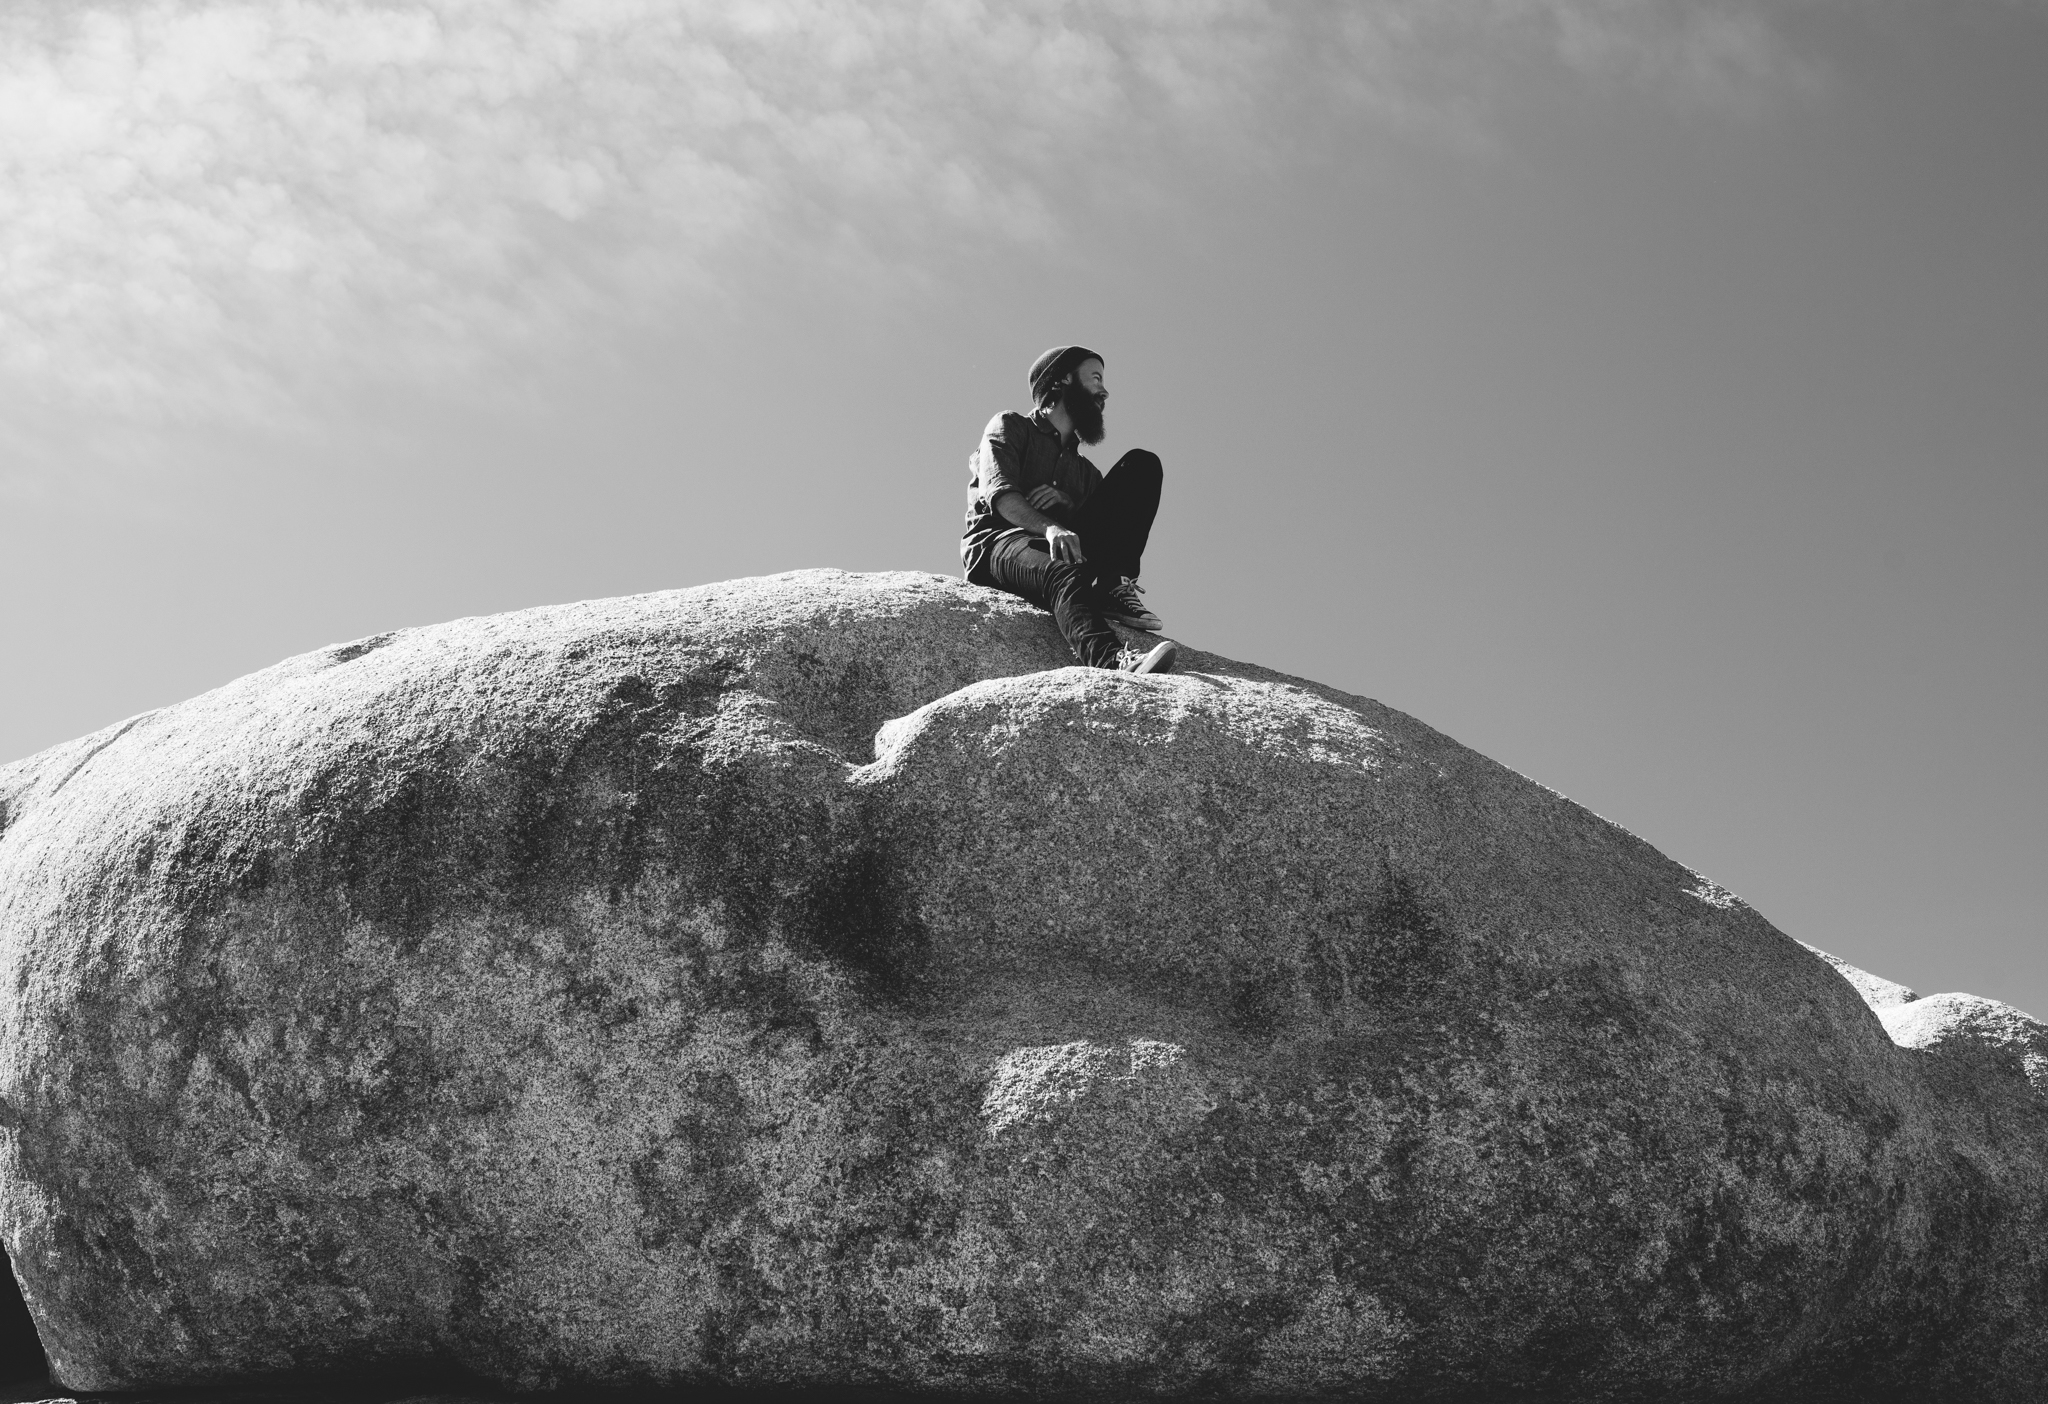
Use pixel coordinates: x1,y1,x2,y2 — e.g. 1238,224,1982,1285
1028,345,1103,404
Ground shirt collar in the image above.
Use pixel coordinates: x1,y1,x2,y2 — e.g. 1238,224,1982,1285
1029,407,1073,448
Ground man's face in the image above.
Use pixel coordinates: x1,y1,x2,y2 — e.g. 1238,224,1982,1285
1062,358,1108,445
1072,359,1106,403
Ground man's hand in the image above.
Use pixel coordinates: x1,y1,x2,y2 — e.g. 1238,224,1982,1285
994,488,1083,560
1026,484,1075,515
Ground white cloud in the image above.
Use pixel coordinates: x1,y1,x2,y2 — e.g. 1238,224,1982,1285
0,0,1816,472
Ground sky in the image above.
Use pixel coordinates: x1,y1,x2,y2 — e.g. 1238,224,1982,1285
2,0,2043,1017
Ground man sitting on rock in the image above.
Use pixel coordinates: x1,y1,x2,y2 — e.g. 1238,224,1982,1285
960,345,1177,675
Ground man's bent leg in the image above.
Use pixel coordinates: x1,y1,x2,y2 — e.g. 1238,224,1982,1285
984,534,1123,668
1075,449,1162,585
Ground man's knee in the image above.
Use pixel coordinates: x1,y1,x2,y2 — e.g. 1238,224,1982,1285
1117,448,1163,482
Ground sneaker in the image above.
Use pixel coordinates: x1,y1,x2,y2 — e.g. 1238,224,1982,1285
1117,639,1178,675
1100,576,1162,631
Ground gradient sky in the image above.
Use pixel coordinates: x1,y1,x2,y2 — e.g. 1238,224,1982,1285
4,1,2043,1017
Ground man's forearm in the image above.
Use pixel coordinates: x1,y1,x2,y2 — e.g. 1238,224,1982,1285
994,491,1059,536
994,489,1086,562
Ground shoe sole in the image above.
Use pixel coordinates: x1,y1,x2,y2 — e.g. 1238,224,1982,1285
1104,612,1164,632
1130,640,1178,675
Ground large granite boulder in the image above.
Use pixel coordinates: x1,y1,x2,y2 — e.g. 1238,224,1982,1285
0,570,2043,1401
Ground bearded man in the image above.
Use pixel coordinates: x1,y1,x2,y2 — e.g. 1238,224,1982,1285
960,345,1177,674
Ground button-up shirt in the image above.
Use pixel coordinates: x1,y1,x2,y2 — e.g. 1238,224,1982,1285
959,408,1105,582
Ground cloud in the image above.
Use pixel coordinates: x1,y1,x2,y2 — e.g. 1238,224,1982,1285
0,0,1817,472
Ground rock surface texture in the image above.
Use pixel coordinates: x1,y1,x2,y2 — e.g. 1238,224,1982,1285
0,570,2043,1403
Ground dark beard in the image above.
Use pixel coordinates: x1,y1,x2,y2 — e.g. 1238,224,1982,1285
1062,379,1107,445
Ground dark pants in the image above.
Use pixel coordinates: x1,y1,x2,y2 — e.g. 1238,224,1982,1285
983,450,1162,669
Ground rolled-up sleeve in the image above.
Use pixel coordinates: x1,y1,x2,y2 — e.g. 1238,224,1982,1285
974,413,1027,515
